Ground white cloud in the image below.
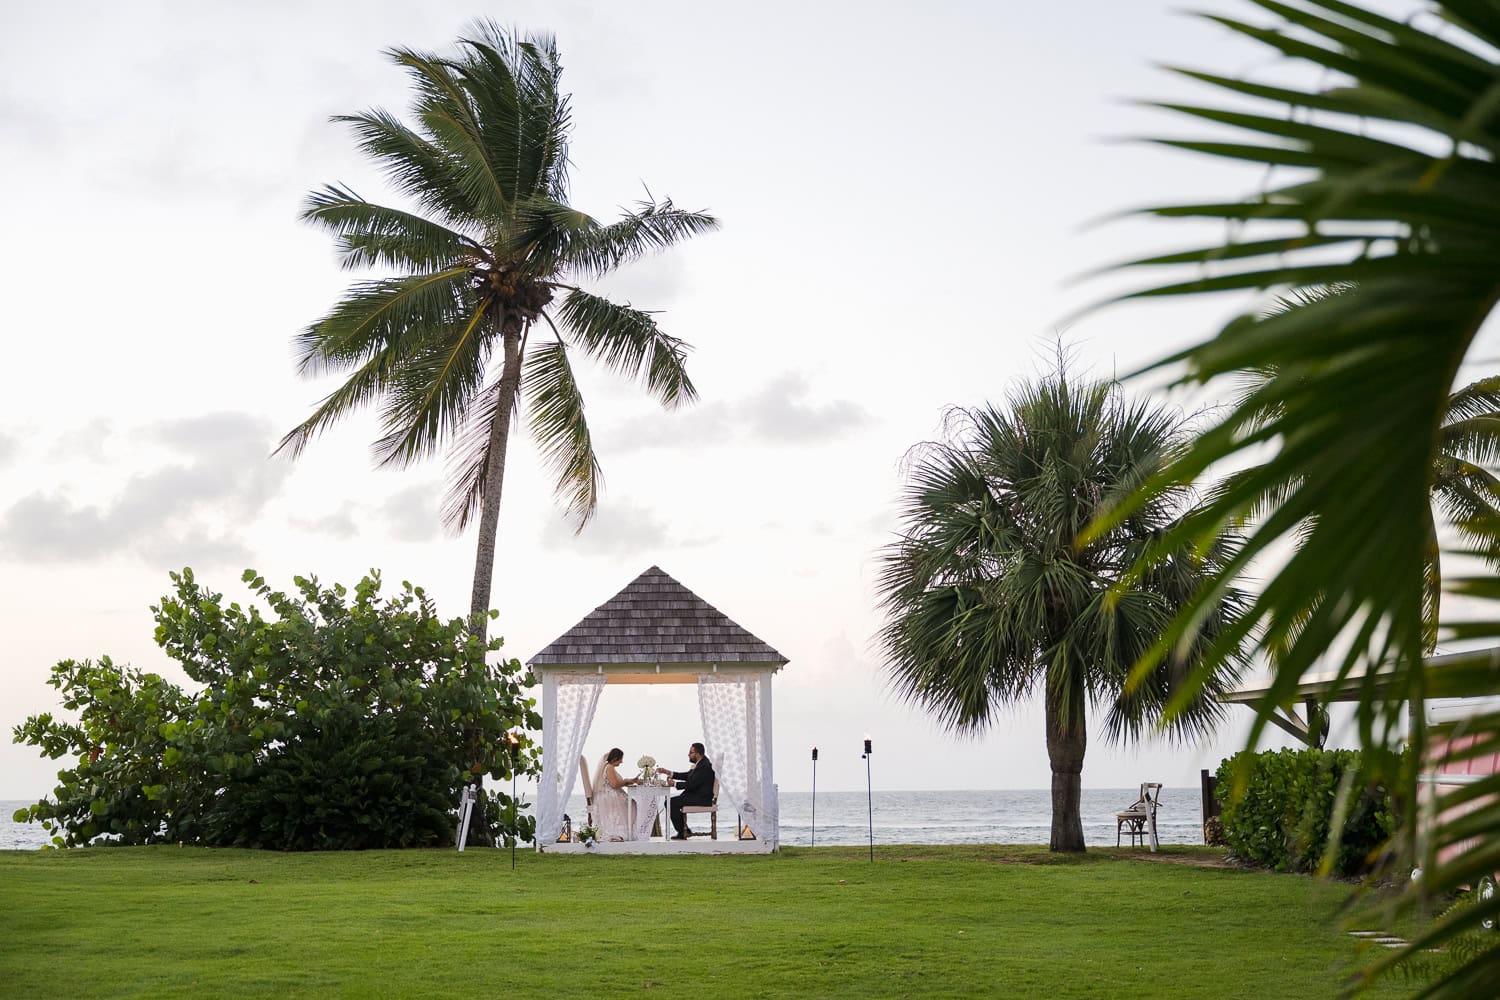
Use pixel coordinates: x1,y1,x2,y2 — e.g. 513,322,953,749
48,418,112,463
743,374,870,442
289,503,360,540
0,412,289,567
382,485,443,542
608,372,871,453
540,497,713,557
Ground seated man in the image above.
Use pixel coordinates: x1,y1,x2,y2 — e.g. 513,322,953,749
657,742,715,839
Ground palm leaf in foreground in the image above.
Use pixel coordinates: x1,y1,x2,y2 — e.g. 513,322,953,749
1100,2,1500,994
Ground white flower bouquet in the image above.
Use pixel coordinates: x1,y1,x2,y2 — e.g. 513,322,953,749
577,822,599,847
637,754,657,784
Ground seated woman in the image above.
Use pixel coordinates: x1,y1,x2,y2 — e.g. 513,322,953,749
592,747,641,841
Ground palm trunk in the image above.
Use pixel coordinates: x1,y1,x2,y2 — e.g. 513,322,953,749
468,316,522,641
1045,684,1087,852
1414,517,1440,741
461,315,520,850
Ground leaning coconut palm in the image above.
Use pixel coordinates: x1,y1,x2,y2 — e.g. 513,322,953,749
876,367,1248,851
279,24,717,636
1097,2,1500,993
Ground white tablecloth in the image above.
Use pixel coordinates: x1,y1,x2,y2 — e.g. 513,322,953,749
625,784,671,841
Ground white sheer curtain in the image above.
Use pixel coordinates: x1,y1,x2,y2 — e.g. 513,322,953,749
537,673,605,845
697,673,775,845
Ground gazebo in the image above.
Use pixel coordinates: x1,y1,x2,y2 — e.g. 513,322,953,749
529,566,788,853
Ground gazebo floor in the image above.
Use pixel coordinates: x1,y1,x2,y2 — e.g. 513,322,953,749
541,838,774,855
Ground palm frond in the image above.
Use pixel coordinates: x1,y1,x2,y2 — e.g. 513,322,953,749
439,379,507,533
386,45,510,219
1097,2,1500,992
564,198,720,279
370,300,494,468
332,109,478,225
452,24,571,205
302,184,483,272
522,337,601,528
291,268,471,378
1446,376,1500,423
554,287,697,408
1442,415,1500,469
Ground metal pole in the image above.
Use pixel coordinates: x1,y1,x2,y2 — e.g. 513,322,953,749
862,737,873,863
507,733,520,870
811,747,818,848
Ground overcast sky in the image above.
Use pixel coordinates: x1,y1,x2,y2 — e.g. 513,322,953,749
2,0,1383,800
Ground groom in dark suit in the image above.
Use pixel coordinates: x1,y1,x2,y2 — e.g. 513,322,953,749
657,742,715,839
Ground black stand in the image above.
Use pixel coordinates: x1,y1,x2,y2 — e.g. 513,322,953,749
811,747,819,848
862,746,873,862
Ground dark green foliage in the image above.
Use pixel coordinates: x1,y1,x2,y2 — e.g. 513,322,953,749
12,568,541,850
210,712,459,851
1215,748,1395,876
11,657,196,847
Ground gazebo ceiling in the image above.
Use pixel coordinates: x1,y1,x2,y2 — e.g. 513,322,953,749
528,565,788,674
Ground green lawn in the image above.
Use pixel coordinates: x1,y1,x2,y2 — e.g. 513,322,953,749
0,844,1411,998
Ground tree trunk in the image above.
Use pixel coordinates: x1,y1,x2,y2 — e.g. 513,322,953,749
1045,684,1087,852
461,314,520,850
468,316,522,642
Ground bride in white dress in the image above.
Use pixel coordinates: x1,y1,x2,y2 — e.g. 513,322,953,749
592,747,641,841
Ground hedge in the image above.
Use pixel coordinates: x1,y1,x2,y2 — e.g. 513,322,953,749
1214,747,1396,876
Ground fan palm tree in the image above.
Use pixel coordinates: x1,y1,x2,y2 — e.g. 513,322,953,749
278,24,718,637
1098,1,1500,992
876,369,1248,851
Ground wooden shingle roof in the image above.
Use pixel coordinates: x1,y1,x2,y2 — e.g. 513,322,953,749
528,566,788,667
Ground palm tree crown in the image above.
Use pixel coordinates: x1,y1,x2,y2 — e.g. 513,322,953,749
279,23,718,628
877,369,1247,851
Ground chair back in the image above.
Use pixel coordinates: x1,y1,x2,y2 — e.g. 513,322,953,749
578,755,595,816
711,778,719,806
1142,782,1163,817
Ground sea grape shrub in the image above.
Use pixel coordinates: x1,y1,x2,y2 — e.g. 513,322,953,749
13,568,542,850
1214,748,1396,875
11,657,203,847
209,710,458,850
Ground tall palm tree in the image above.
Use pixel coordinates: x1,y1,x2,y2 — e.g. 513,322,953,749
278,24,718,636
1099,1,1500,992
876,369,1248,851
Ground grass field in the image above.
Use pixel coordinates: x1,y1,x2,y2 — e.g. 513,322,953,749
0,843,1412,998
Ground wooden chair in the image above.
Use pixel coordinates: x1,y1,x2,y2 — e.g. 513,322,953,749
679,778,720,840
1116,782,1163,848
578,755,596,828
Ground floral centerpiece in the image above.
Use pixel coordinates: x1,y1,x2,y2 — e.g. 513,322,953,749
576,822,599,847
637,754,658,784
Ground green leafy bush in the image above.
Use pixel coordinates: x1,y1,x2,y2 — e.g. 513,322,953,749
1215,747,1395,876
13,568,541,850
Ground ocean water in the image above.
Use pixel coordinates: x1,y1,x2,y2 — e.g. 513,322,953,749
2,788,1201,851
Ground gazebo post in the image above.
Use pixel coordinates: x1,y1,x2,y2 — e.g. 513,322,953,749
759,672,775,843
536,671,558,850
